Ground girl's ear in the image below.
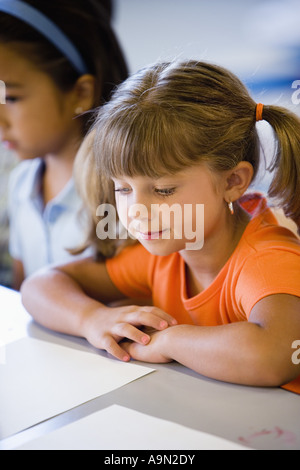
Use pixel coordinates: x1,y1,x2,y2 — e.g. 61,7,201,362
224,161,254,204
73,74,96,113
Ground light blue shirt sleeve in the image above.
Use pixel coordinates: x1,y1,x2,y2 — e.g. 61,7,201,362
8,159,94,277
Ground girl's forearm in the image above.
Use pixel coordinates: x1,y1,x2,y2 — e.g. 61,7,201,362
21,269,178,362
21,269,106,338
161,323,294,387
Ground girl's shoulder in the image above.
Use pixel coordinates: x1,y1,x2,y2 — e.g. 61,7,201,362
230,195,300,296
232,201,300,318
239,193,300,252
237,219,300,278
243,212,300,254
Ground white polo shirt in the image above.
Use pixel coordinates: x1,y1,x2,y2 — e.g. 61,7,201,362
9,159,94,278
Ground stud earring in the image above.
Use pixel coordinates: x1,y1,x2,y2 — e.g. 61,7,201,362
228,201,234,215
75,106,84,115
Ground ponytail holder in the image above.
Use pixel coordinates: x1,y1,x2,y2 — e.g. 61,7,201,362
255,103,264,122
0,0,89,75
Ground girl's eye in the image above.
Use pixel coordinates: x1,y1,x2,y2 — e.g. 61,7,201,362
114,187,176,197
114,188,132,195
155,188,176,197
5,96,20,103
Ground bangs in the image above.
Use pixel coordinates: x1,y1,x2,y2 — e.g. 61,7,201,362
92,58,257,181
94,99,201,180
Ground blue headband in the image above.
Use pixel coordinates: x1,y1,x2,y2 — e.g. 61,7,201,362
0,0,89,75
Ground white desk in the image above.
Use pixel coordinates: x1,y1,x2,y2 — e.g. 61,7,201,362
0,286,299,451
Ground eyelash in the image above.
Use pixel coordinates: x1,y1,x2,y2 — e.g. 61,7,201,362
5,96,20,103
155,188,176,197
114,188,176,198
114,188,131,195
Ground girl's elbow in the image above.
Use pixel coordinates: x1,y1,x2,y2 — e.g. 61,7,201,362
20,275,40,317
20,267,56,312
253,354,300,388
271,367,300,389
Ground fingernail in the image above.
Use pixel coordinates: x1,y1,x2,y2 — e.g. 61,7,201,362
160,321,168,329
171,319,178,325
142,335,149,344
123,355,130,362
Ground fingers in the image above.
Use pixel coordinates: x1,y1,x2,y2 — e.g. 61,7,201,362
86,305,178,363
112,322,151,346
102,335,131,363
101,323,152,363
122,333,173,365
126,306,177,331
141,306,178,327
101,314,171,363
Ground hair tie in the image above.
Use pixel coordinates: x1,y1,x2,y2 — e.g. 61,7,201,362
256,103,264,122
0,0,89,75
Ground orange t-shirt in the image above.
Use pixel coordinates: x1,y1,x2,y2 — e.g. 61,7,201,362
106,194,300,394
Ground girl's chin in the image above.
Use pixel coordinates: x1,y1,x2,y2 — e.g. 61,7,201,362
139,238,185,257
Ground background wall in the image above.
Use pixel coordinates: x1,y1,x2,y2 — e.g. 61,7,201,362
113,0,300,113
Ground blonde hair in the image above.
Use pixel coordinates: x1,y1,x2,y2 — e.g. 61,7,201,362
73,130,136,258
75,60,300,257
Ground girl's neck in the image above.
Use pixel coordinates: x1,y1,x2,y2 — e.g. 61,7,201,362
181,206,250,297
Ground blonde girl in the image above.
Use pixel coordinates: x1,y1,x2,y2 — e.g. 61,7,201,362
22,60,300,394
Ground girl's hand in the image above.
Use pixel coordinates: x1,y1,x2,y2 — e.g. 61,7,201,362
82,305,177,362
122,328,173,364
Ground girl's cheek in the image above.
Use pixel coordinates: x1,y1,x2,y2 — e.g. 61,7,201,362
116,199,130,231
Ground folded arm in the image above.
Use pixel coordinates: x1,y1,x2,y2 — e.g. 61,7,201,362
21,257,177,361
124,294,300,387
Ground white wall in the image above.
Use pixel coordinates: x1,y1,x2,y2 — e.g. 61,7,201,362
113,0,300,112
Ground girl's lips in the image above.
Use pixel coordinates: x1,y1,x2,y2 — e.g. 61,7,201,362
137,230,169,241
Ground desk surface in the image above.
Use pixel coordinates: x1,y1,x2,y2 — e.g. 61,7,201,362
0,286,299,451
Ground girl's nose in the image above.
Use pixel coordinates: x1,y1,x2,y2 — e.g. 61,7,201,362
130,190,153,216
128,202,152,223
127,189,154,228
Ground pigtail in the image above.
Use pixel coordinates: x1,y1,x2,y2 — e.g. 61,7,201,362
262,105,300,233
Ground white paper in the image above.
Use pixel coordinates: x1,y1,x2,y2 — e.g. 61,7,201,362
17,404,250,450
0,286,30,345
0,338,154,440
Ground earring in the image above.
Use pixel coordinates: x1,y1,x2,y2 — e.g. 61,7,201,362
75,106,84,115
228,201,234,215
